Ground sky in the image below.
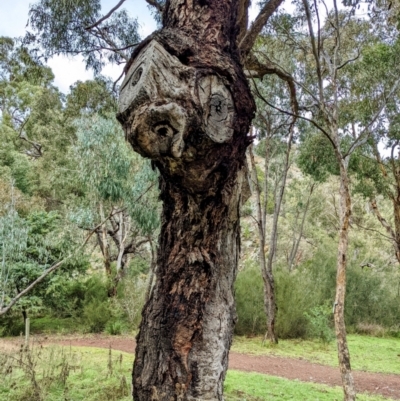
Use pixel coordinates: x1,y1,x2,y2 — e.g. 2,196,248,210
0,0,260,94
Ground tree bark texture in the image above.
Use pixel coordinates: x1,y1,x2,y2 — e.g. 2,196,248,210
334,160,356,401
117,2,255,399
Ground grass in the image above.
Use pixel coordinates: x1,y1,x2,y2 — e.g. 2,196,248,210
0,344,132,401
224,370,389,401
231,334,400,374
0,343,395,401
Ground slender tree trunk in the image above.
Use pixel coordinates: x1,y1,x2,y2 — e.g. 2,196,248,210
288,182,314,271
264,124,295,343
22,308,28,324
249,146,275,342
335,160,356,401
117,1,255,399
99,203,111,276
144,237,156,303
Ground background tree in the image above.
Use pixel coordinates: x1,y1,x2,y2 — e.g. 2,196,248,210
255,5,400,400
249,70,297,343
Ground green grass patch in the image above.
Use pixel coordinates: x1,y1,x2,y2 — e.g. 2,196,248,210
232,335,400,374
0,343,395,401
224,370,389,401
0,345,132,401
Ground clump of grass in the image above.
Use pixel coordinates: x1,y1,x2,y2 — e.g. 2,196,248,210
356,323,386,337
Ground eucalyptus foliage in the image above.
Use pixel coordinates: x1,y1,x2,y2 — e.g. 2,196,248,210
72,115,160,235
26,0,141,73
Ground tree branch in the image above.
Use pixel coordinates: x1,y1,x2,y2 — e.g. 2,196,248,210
245,54,299,115
0,259,66,316
86,0,127,31
344,77,400,158
250,75,337,150
239,0,284,57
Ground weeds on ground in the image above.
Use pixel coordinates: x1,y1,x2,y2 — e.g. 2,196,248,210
0,341,131,401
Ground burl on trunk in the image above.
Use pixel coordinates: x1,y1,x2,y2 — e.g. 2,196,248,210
117,2,255,400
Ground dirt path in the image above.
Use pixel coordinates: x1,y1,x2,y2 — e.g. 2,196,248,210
2,335,400,399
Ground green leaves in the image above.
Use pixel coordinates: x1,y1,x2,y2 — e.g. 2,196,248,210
73,115,160,235
27,0,140,73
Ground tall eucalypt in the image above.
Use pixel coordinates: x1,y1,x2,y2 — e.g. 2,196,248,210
117,1,255,400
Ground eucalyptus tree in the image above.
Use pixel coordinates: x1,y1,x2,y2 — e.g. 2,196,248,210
249,70,297,343
0,181,88,318
347,39,400,266
72,115,159,295
259,6,400,400
27,0,292,398
26,0,141,74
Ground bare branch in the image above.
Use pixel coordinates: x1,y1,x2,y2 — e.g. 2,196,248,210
0,259,66,316
336,50,360,71
250,74,337,150
239,0,285,56
302,0,325,107
86,0,127,31
245,54,299,115
237,0,251,43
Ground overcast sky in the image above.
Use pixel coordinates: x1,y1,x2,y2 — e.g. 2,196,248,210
0,0,260,94
0,0,157,93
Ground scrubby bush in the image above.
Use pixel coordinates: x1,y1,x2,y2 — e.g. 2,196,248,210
304,304,335,343
234,261,266,336
234,243,400,339
105,320,124,335
81,275,113,333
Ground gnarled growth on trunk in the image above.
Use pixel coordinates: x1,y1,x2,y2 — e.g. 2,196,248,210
117,2,255,399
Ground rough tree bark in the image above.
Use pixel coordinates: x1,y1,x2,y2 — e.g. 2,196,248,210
117,1,256,399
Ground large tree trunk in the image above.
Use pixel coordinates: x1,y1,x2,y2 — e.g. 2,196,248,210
117,1,255,399
335,160,356,401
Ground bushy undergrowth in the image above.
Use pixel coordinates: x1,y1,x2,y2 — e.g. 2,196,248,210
0,269,147,337
234,247,400,339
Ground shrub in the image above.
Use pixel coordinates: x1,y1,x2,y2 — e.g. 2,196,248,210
83,300,112,333
105,320,124,335
234,261,266,336
81,275,113,333
116,271,147,329
304,304,335,343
